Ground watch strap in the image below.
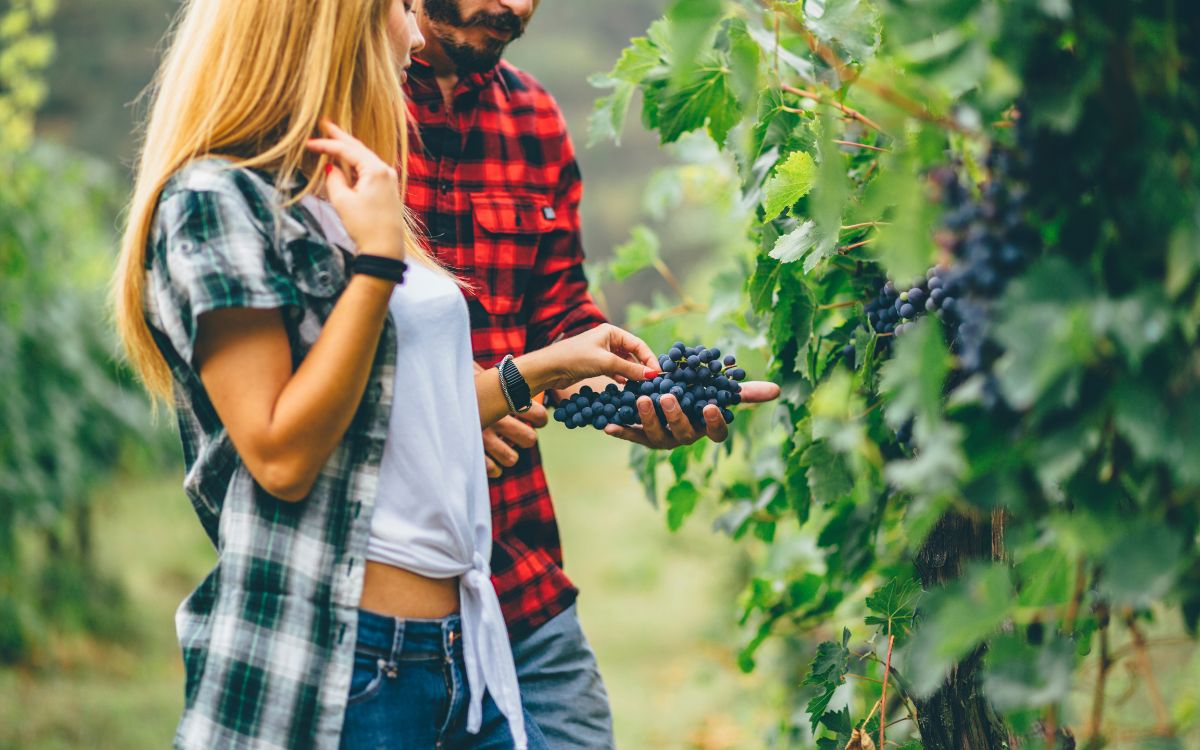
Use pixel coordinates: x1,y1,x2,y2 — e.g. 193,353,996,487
496,354,532,413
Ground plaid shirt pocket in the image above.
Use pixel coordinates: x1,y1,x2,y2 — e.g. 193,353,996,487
468,191,555,317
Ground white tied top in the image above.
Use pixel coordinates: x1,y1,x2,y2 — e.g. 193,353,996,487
301,197,526,749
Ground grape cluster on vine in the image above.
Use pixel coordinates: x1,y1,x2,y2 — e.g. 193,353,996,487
553,342,746,430
863,137,1038,406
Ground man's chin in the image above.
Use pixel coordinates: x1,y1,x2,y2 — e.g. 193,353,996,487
440,36,507,74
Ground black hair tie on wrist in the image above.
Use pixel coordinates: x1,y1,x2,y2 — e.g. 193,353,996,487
352,254,408,284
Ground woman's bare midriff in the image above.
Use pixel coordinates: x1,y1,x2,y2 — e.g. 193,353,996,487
359,560,460,618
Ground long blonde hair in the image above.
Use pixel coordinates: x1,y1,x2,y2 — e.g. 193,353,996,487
115,0,435,401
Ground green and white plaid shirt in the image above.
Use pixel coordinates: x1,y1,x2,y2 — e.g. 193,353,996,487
145,158,394,749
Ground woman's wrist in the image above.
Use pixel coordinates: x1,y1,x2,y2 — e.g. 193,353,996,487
511,348,561,397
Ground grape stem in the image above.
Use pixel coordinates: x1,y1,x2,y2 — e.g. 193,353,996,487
880,628,894,750
841,221,890,231
781,84,888,136
652,258,694,306
834,139,890,153
1083,610,1110,748
838,238,875,254
1125,613,1173,736
817,299,860,310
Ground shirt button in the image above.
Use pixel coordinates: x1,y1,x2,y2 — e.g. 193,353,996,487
440,182,452,194
317,270,332,285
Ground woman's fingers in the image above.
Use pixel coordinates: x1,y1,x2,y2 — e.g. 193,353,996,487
606,326,658,369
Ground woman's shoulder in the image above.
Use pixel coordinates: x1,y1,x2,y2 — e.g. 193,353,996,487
161,156,279,203
154,157,289,240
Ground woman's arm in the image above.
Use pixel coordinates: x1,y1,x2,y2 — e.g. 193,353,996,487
193,121,408,502
194,275,395,501
476,323,659,428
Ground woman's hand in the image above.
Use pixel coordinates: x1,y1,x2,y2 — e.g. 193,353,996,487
478,325,659,428
523,324,660,394
306,120,407,261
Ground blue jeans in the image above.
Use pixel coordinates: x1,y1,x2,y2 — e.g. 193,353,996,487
513,605,616,750
340,609,549,750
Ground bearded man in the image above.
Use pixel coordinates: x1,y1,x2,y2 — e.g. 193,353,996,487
402,2,780,747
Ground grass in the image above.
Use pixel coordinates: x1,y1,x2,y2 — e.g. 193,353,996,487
0,434,770,750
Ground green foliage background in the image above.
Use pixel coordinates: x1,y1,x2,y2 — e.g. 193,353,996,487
590,0,1200,747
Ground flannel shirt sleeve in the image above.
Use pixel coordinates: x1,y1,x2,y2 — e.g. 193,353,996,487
523,112,608,352
149,173,301,367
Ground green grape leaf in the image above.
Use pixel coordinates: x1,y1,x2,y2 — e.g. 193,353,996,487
789,0,882,62
666,479,700,531
587,82,636,147
666,0,724,84
763,150,818,218
656,56,740,146
769,219,819,264
903,563,1015,697
982,634,1075,711
864,577,921,633
803,628,852,732
879,317,951,426
1098,520,1184,608
803,440,854,506
610,225,661,281
610,36,665,84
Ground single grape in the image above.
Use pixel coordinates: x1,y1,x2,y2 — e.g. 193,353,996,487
721,408,734,424
668,347,683,361
593,415,608,429
729,368,746,381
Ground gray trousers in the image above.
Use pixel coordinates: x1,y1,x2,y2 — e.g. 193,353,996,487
512,605,617,750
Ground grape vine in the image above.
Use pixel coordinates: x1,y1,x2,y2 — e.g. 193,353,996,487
591,1,1200,747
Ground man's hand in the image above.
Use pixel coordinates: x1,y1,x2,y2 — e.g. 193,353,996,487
475,360,550,477
482,401,548,477
601,380,781,449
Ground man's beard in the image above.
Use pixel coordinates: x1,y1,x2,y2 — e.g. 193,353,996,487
422,0,525,74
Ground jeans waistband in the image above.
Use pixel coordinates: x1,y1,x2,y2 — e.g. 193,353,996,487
354,608,463,661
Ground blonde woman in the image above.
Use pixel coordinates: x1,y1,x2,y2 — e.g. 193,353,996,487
114,1,659,748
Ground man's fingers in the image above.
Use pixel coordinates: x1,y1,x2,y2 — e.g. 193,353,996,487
739,380,782,404
602,423,653,447
485,455,503,479
635,396,675,447
658,394,699,444
516,400,549,428
482,430,519,467
493,415,538,449
702,404,730,443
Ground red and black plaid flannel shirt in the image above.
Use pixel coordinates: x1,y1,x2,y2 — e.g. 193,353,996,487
404,57,608,640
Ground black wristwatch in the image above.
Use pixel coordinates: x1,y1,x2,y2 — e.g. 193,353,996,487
352,254,408,284
495,354,532,413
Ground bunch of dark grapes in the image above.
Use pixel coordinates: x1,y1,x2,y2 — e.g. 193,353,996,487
865,137,1037,407
553,342,747,431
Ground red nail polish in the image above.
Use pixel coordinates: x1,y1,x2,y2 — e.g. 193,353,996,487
325,163,334,175
643,368,660,379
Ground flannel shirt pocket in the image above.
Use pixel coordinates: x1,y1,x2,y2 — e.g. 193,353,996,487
468,191,554,316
